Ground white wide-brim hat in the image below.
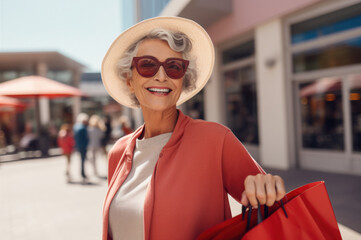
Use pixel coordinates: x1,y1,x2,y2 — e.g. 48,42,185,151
101,16,215,109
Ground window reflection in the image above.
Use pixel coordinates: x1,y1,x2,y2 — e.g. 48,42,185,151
224,66,258,144
299,78,344,150
0,71,35,83
293,36,361,73
291,3,361,44
350,74,361,152
222,41,255,64
47,70,73,85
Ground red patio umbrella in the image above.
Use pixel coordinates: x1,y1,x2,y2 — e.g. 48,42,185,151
300,78,341,97
0,96,27,110
0,75,84,98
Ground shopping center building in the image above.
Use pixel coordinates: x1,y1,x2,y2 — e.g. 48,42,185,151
122,0,361,175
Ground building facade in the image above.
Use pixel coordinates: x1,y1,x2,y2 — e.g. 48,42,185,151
122,0,361,175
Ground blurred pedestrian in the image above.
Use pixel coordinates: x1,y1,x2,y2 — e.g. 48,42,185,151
111,116,133,140
0,122,12,146
19,123,38,154
73,113,89,181
101,115,112,156
0,126,5,153
57,123,75,181
119,115,133,136
87,114,105,177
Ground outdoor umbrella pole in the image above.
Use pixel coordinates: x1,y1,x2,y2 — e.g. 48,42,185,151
34,98,41,135
33,98,48,156
34,98,50,157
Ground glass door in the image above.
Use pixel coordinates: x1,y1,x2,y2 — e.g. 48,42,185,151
298,77,344,151
296,73,361,174
349,74,361,153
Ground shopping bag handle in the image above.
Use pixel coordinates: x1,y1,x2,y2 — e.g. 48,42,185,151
242,200,288,232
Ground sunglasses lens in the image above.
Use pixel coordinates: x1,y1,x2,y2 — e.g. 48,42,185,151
134,57,188,79
137,58,158,77
165,60,186,79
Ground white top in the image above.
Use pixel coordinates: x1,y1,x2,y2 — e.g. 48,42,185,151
108,132,172,240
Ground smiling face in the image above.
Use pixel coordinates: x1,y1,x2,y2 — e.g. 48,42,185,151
126,39,184,112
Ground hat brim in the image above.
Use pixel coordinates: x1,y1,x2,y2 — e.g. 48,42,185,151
101,16,215,109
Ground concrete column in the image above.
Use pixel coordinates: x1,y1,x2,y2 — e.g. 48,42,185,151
135,0,141,22
255,19,290,169
72,97,81,122
204,46,226,125
36,62,50,126
72,70,82,123
39,97,50,125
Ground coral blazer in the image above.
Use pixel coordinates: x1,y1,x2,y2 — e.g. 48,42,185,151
102,111,264,240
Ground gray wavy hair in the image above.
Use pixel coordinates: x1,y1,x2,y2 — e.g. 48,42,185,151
116,28,197,106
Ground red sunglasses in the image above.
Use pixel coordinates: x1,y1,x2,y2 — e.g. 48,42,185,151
132,55,189,79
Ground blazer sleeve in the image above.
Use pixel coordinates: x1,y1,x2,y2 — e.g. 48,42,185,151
222,130,265,203
107,150,117,186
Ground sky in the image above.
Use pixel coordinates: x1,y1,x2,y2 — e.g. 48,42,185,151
0,0,123,72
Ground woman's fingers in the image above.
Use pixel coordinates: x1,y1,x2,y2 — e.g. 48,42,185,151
255,174,266,206
275,175,286,201
244,175,257,207
265,174,277,206
243,174,286,207
241,190,249,207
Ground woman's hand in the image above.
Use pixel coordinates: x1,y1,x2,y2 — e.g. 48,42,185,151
240,173,286,207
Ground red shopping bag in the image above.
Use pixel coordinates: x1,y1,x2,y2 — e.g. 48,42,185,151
197,181,342,240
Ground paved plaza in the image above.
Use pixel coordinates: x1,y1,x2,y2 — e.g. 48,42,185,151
0,154,108,240
1,154,360,239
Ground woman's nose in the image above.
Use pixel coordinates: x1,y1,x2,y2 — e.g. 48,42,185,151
154,66,168,82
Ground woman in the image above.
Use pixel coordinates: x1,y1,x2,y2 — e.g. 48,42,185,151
88,114,105,176
101,16,286,240
73,113,89,181
57,123,75,180
101,115,112,156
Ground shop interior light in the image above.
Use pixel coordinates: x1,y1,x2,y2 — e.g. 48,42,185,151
325,93,336,101
301,97,308,105
350,93,360,101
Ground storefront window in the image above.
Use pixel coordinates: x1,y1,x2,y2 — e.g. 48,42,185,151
293,36,361,73
0,70,34,82
222,40,254,64
47,70,73,85
299,77,344,150
50,98,74,126
2,71,17,82
224,66,258,144
350,74,361,152
291,3,361,44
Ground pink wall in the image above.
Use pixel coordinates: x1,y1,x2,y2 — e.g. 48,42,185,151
206,0,324,44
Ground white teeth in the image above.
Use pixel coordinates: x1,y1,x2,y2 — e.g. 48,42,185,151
148,88,171,93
